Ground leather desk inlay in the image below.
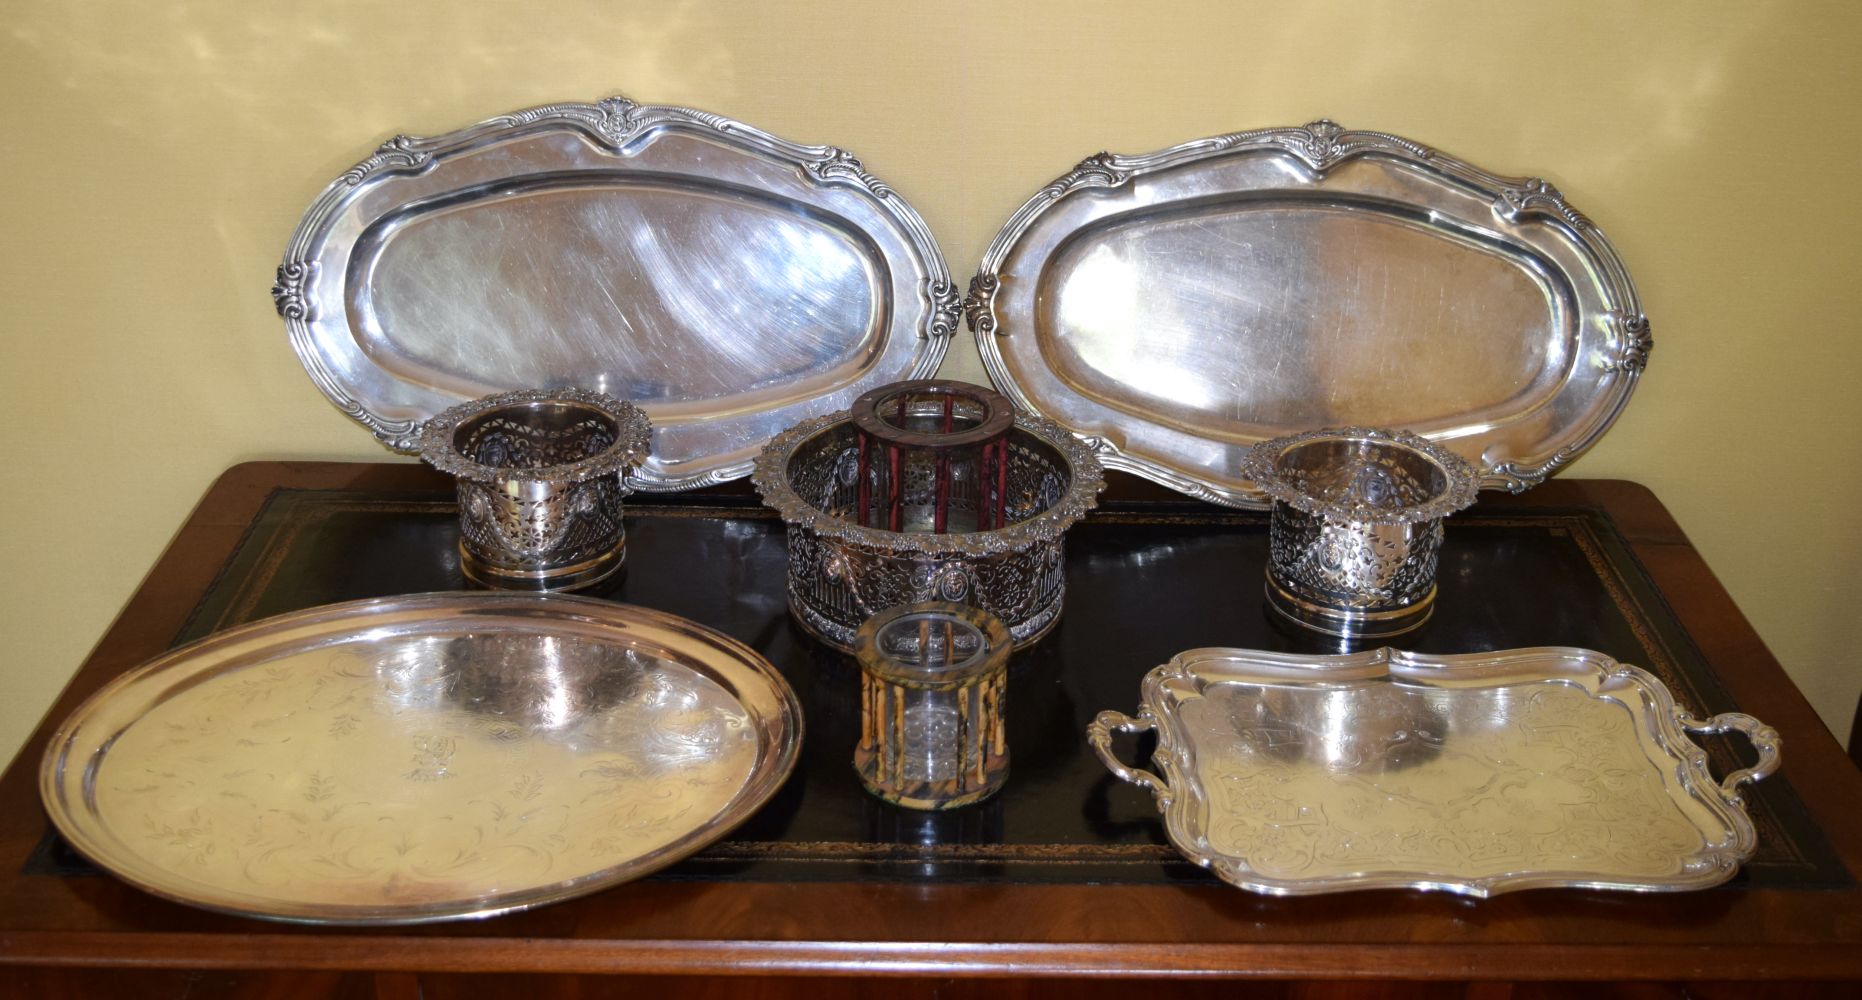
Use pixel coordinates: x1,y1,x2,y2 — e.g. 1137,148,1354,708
29,486,1844,889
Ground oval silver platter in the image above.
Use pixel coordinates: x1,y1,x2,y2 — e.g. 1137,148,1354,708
40,593,803,924
273,97,957,490
968,121,1652,506
1089,646,1779,897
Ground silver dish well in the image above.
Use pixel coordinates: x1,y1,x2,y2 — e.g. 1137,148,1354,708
753,407,1103,652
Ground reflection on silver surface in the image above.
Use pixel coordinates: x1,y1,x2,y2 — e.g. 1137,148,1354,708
275,97,955,489
753,408,1103,651
417,388,651,591
969,121,1651,506
39,593,803,924
352,182,880,403
1089,646,1780,897
1244,427,1480,638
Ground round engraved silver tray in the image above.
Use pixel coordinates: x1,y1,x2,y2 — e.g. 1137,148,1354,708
40,593,803,924
1089,646,1780,897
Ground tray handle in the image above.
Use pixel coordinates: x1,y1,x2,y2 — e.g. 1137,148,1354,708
1087,709,1175,809
1678,711,1782,807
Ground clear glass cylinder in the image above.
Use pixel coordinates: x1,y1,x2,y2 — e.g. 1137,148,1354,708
853,602,1011,809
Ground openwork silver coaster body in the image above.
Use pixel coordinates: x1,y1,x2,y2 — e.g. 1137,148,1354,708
418,389,650,591
1242,427,1478,638
753,406,1103,652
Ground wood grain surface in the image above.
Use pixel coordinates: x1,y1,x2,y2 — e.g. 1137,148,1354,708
1,463,1857,995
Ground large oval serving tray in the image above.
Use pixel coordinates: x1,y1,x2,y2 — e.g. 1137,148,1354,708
40,593,803,924
1089,646,1778,897
968,121,1651,506
273,97,957,490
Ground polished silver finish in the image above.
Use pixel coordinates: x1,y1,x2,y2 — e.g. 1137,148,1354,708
1088,646,1780,897
1243,427,1479,638
275,96,955,490
752,406,1104,652
40,593,804,925
969,121,1651,506
417,389,650,591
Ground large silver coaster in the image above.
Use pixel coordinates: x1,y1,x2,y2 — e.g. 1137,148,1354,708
968,121,1651,506
1090,646,1778,897
273,97,956,490
41,593,803,924
752,408,1103,652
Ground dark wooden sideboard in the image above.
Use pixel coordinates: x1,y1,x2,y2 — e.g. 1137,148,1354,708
2,462,1858,999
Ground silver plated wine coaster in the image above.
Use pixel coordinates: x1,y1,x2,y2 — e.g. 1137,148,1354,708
753,403,1103,652
418,388,651,591
1089,646,1779,897
1243,427,1480,638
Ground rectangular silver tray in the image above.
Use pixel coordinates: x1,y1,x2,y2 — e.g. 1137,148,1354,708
1089,646,1779,897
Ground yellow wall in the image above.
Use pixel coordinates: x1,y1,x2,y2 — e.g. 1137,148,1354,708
3,0,1859,765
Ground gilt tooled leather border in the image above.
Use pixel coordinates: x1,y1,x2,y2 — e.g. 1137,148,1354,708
151,489,1835,883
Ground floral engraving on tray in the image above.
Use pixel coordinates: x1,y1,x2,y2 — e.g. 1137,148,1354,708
1189,681,1704,882
91,635,760,909
403,734,457,782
